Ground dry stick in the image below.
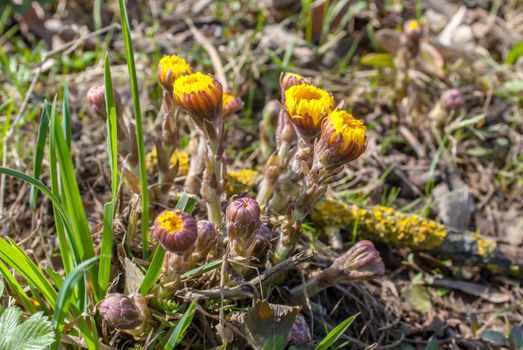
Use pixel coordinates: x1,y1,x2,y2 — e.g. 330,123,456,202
194,303,251,343
218,244,230,346
176,250,313,300
0,23,120,215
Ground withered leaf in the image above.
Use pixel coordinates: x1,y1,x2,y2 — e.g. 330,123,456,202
246,300,301,350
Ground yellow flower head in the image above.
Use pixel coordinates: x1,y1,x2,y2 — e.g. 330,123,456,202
403,20,422,40
153,209,197,254
172,151,190,176
173,72,223,126
227,169,260,195
157,55,192,91
222,91,243,120
157,210,185,233
146,149,190,176
320,109,366,165
285,84,334,140
407,20,420,31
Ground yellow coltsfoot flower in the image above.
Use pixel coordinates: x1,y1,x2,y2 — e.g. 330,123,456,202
403,19,422,41
285,84,334,140
173,72,223,128
227,169,260,195
318,109,366,167
146,149,190,176
157,55,192,91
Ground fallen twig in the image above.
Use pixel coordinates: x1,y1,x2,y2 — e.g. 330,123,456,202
176,250,314,300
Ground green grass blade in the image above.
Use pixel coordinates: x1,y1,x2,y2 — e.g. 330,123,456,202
62,83,72,150
181,259,223,279
98,53,119,295
48,98,74,274
118,0,150,258
138,246,165,295
76,318,100,350
99,202,115,294
0,238,58,308
104,53,118,200
53,256,99,336
165,299,199,349
139,194,196,295
50,98,101,303
29,101,50,210
50,106,95,262
0,166,81,265
0,261,36,313
174,193,197,215
314,313,358,350
45,266,64,289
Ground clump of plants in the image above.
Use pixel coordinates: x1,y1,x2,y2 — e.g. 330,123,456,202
0,3,384,348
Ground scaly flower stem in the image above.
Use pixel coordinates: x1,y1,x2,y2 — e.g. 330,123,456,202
269,142,310,213
256,152,280,212
201,124,225,233
184,134,206,194
156,92,179,204
272,164,327,264
272,207,305,264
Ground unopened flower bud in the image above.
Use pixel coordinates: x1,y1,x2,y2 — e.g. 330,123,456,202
222,91,243,121
280,72,312,101
99,294,143,329
440,89,464,111
251,232,271,262
157,55,192,92
285,84,334,141
153,209,197,254
226,198,261,255
163,252,190,276
194,220,217,256
258,224,273,239
280,118,296,145
287,314,311,345
86,85,122,119
173,72,223,128
403,19,422,41
323,240,385,283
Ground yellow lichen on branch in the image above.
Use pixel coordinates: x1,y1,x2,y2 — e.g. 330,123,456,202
311,198,447,250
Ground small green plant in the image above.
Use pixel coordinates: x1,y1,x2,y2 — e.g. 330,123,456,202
0,280,54,350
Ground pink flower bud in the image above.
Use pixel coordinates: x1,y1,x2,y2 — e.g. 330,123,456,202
440,89,464,111
195,220,217,256
99,294,143,329
258,224,273,239
163,252,190,275
323,240,385,283
226,197,261,242
86,85,122,119
287,314,311,345
251,233,271,262
279,72,312,102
